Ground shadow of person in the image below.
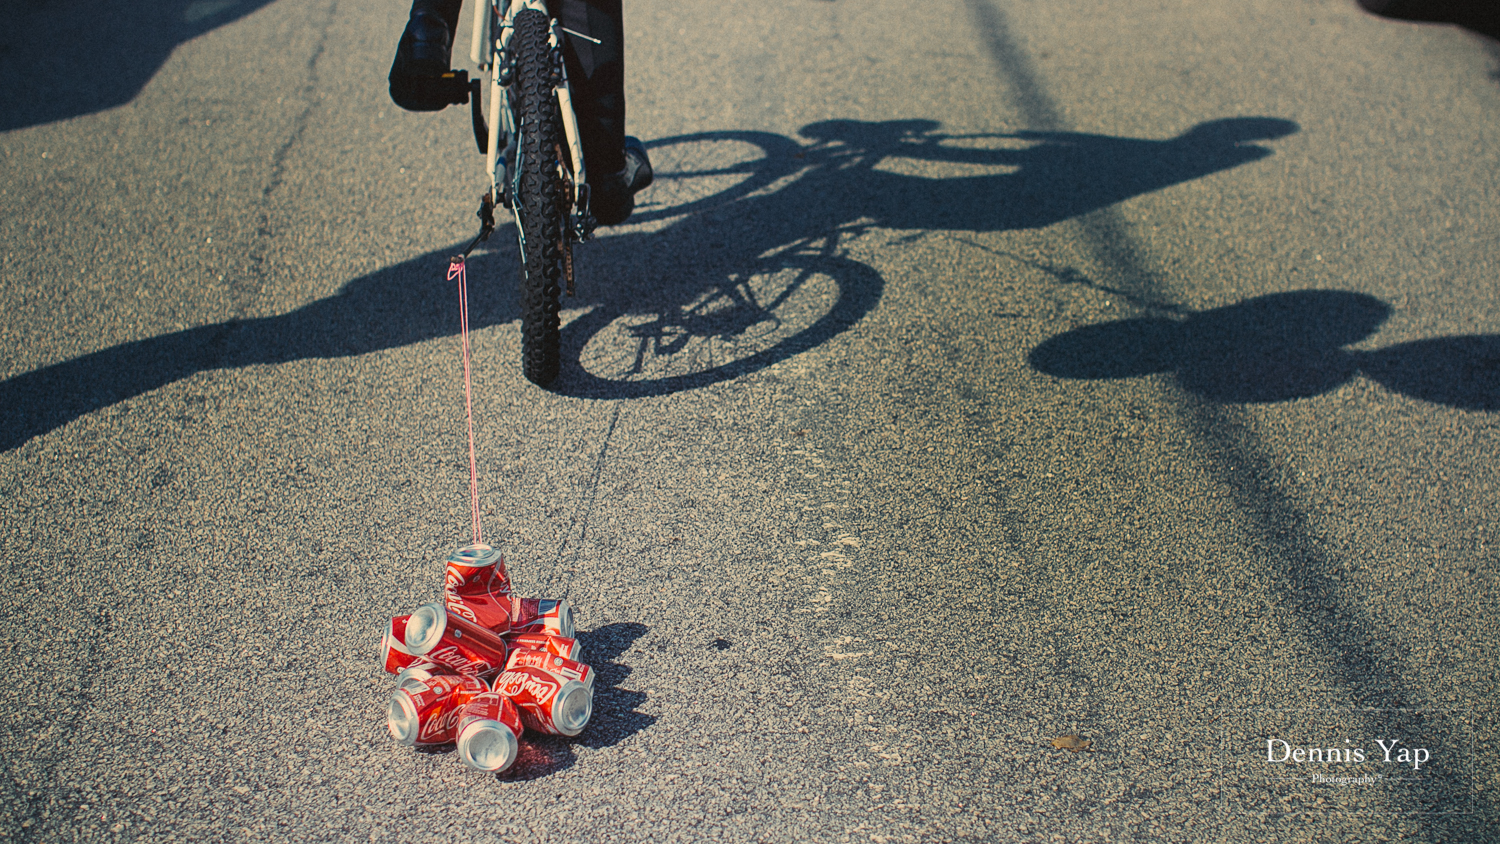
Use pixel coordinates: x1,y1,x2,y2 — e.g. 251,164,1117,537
1030,290,1500,408
1359,335,1500,410
1357,0,1500,41
794,116,1299,232
0,0,279,132
0,243,520,452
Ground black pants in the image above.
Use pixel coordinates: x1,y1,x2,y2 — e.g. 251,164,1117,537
556,0,625,175
419,0,626,175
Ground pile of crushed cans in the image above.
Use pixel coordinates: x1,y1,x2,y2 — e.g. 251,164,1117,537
378,544,593,773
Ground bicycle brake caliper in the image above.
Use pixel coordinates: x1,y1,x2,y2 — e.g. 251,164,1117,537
457,190,497,259
497,48,515,86
573,183,594,242
477,190,496,236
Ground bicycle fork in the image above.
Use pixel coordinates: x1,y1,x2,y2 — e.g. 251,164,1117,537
470,0,593,242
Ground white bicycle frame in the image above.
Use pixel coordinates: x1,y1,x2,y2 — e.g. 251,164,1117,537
470,0,589,220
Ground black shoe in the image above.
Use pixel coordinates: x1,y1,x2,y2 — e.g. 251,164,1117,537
389,8,457,112
591,137,654,226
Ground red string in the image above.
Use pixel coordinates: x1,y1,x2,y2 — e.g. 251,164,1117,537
450,257,483,545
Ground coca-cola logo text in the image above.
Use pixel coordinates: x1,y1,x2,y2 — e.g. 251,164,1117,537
418,707,451,740
428,644,495,675
443,568,467,593
495,670,558,701
445,597,479,623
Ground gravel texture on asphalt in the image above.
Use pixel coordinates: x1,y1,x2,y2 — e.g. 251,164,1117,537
2,0,1497,841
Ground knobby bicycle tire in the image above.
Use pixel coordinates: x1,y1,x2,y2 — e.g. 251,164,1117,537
512,8,567,386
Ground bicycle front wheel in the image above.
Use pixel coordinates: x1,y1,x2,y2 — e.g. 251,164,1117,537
511,8,568,386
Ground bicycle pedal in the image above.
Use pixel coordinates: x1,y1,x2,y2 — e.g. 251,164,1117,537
419,70,470,107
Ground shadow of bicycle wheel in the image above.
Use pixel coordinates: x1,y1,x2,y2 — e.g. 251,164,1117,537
552,251,884,399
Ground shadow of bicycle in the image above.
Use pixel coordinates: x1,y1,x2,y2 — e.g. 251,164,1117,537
6,116,1328,449
551,116,1302,397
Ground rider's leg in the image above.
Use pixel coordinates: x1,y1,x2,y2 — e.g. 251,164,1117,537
389,0,465,112
388,0,650,220
558,0,652,225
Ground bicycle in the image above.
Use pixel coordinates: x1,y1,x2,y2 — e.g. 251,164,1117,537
435,0,597,386
428,32,891,395
428,9,887,394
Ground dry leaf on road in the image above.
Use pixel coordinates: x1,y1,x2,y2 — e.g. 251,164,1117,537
1051,735,1092,752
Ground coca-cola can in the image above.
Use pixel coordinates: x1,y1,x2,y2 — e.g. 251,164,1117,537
403,602,511,675
386,674,488,746
394,661,453,691
455,692,526,773
510,598,575,638
444,544,512,634
380,615,422,675
492,665,592,737
506,647,594,691
502,632,581,661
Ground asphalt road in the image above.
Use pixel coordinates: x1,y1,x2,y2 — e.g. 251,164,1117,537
2,0,1498,842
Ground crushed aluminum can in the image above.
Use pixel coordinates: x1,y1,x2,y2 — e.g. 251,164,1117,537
501,632,581,661
387,673,488,746
394,661,453,691
506,647,594,691
509,598,574,638
380,615,423,675
492,665,592,737
443,544,513,634
403,602,511,676
455,692,526,773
